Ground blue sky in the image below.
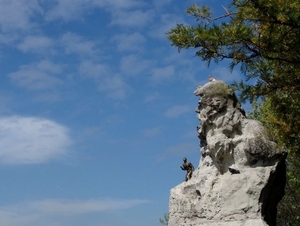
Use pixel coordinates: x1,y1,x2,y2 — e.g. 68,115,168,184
0,0,242,225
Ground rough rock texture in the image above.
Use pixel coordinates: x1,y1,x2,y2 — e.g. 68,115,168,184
168,80,287,226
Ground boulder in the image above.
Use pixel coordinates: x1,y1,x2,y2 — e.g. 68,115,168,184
168,80,286,226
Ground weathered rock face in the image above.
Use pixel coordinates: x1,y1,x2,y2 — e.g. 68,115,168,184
168,80,286,226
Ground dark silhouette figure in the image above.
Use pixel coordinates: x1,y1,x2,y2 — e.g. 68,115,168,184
180,157,194,181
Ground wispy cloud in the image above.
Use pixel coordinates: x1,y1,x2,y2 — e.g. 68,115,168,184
0,210,38,226
149,13,183,39
153,0,172,8
98,75,131,99
28,198,149,215
79,61,130,99
164,105,191,118
142,127,162,137
9,60,64,90
17,35,54,53
157,142,196,161
79,60,109,79
120,54,152,77
34,92,62,102
0,116,71,164
61,32,98,57
0,198,149,226
144,92,160,103
45,0,90,22
112,32,146,52
0,0,42,33
44,0,145,22
93,0,144,10
151,65,175,83
110,9,154,27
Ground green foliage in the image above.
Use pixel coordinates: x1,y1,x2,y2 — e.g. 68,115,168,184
167,0,300,224
277,152,300,226
167,0,300,155
168,0,300,100
250,101,300,225
205,82,233,97
159,213,169,225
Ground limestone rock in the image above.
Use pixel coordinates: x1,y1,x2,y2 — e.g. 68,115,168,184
168,80,286,226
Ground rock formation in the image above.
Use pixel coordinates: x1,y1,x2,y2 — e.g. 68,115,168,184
168,80,287,226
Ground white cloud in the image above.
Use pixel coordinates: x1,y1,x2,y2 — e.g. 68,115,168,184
28,198,149,215
120,54,152,76
110,9,154,27
157,142,196,161
98,75,130,99
45,0,90,22
36,60,63,74
92,0,143,9
45,0,144,22
164,105,191,118
61,32,98,57
0,0,147,34
142,127,162,137
151,65,175,83
0,198,149,226
0,116,71,164
17,35,54,53
79,61,130,99
0,0,42,32
153,0,172,8
144,92,160,103
34,93,62,102
0,210,38,226
149,13,183,39
79,61,108,79
112,32,146,52
0,33,19,45
9,61,63,90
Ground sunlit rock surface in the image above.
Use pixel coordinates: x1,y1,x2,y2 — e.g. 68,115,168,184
168,80,286,226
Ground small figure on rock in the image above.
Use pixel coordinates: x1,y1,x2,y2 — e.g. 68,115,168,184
180,157,194,181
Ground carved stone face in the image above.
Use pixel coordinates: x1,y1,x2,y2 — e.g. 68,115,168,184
195,80,284,171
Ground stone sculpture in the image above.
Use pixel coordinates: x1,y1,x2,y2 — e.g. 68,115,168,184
168,80,287,226
180,157,194,181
